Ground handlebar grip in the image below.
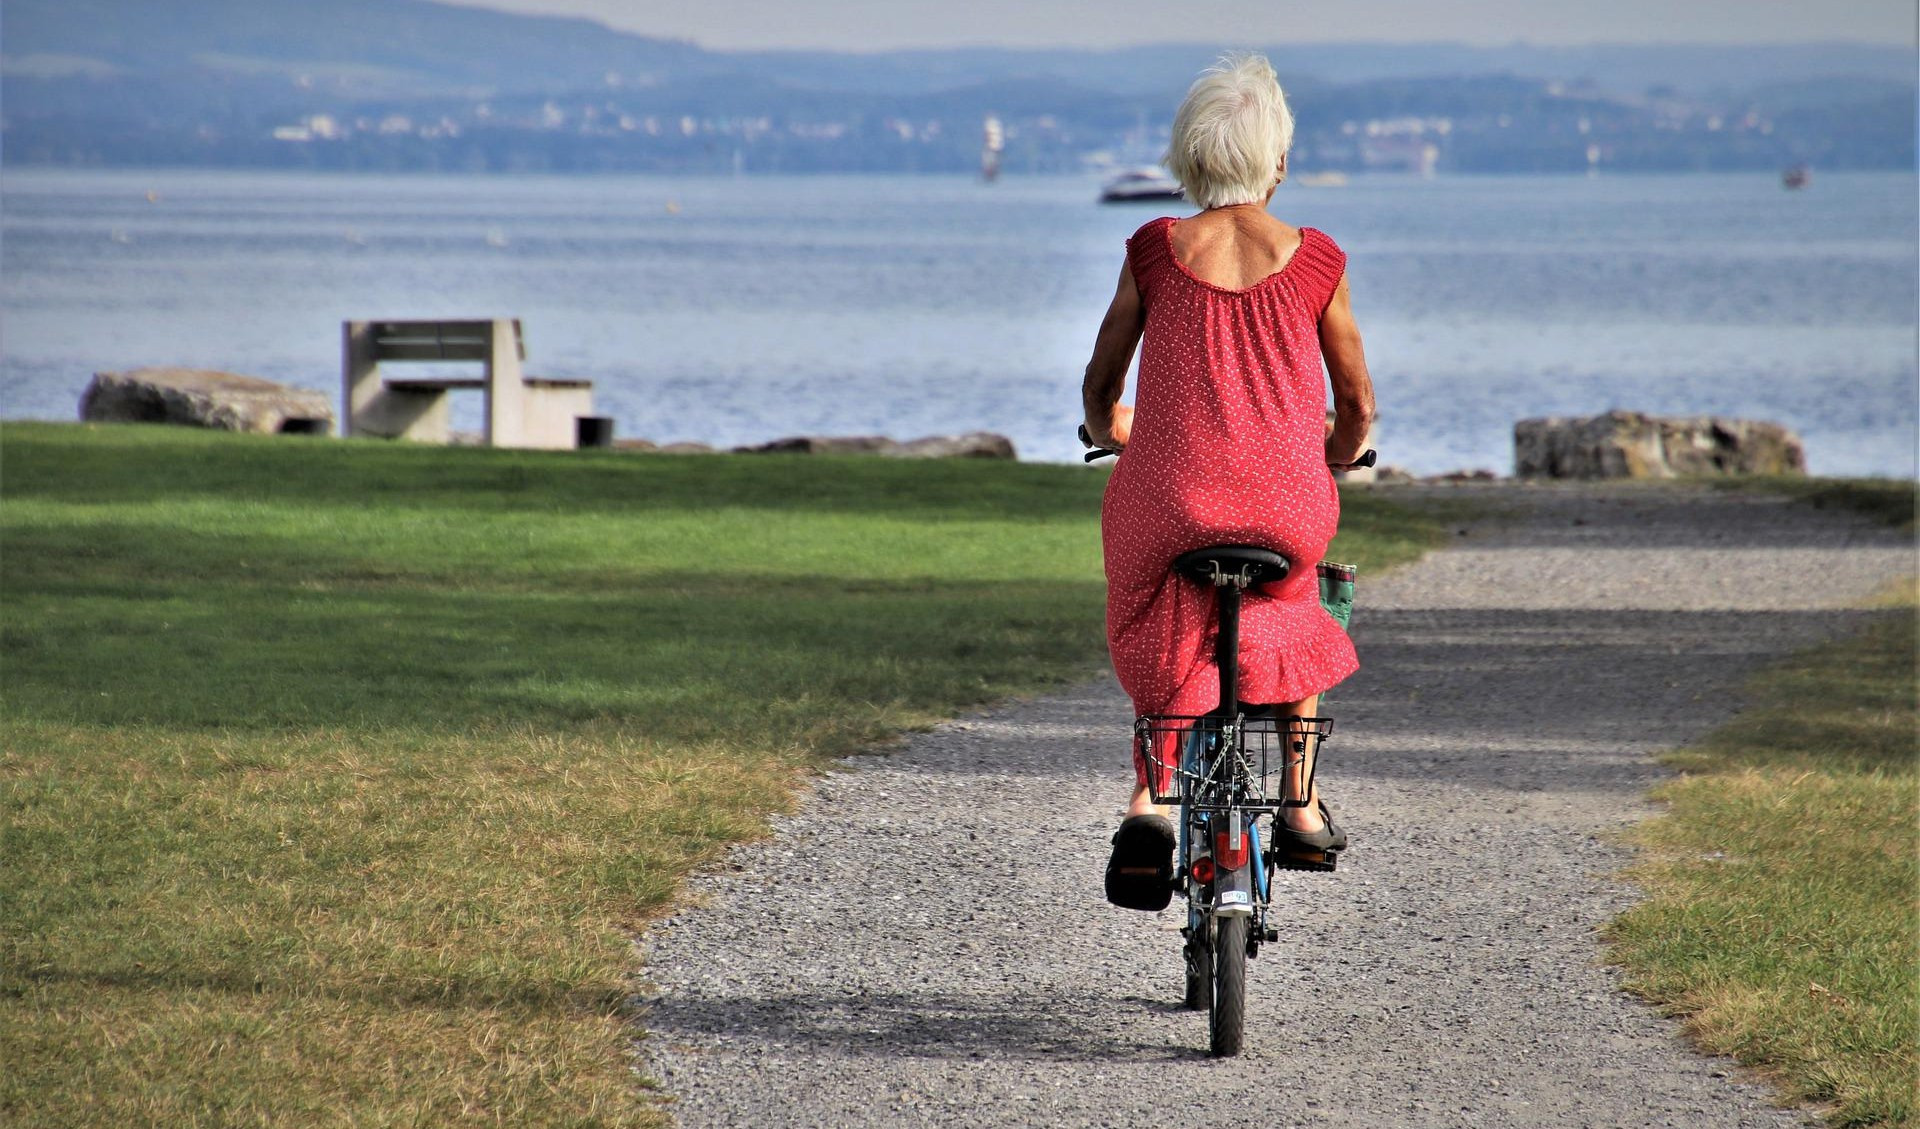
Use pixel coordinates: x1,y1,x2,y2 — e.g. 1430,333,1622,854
1079,422,1119,461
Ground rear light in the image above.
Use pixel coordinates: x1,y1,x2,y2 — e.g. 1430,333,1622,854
1189,856,1216,885
1214,825,1250,871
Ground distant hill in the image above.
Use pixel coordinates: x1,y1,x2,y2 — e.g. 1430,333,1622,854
3,0,1913,174
736,41,1919,101
1,0,708,95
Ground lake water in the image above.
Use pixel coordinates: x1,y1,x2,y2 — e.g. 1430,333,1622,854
3,169,1915,476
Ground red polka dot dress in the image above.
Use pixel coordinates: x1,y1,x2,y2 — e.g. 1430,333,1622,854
1103,216,1359,788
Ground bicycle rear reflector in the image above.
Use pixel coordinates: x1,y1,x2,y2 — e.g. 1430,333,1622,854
1214,826,1250,871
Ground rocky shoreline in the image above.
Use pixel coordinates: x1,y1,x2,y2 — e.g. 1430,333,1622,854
74,370,1816,481
611,431,1019,460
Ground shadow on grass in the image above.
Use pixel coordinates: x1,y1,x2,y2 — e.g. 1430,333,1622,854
1710,475,1918,533
2,422,1111,524
3,568,1108,737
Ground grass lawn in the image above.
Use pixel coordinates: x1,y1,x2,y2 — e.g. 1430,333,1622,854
1607,481,1919,1128
1,422,1443,1127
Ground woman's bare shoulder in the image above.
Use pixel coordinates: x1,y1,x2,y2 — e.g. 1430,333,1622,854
1129,215,1178,241
1260,213,1304,241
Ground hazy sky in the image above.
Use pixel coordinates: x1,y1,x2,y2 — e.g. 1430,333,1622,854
442,0,1918,51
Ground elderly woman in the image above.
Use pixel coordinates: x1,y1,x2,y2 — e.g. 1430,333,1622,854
1082,53,1376,908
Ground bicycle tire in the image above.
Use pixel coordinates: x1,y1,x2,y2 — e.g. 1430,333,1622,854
1183,917,1211,1011
1209,915,1248,1057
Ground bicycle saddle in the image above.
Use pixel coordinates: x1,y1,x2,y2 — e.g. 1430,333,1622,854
1172,545,1291,588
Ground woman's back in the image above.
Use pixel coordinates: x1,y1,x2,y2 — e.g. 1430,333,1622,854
1118,212,1345,496
1166,206,1304,291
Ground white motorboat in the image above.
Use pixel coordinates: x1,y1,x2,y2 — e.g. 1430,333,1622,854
1100,167,1184,203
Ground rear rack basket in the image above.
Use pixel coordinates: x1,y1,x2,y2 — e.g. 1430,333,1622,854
1133,714,1333,808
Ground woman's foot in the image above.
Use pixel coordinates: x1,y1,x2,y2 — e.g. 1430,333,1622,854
1106,811,1177,911
1269,800,1345,873
1274,797,1347,855
1279,791,1327,834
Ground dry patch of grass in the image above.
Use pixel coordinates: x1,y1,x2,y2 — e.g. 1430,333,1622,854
3,723,792,1126
1607,570,1918,1127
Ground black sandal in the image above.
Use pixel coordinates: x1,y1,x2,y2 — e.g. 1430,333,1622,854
1105,814,1176,911
1269,800,1346,873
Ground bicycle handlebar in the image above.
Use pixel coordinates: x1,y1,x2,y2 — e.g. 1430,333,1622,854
1078,423,1118,462
1078,424,1376,470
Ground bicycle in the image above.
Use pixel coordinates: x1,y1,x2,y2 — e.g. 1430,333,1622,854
1082,426,1372,1057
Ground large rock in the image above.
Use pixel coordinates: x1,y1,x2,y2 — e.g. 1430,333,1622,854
887,432,1018,460
81,368,334,435
1514,411,1805,479
615,439,718,455
733,432,1017,459
734,435,900,456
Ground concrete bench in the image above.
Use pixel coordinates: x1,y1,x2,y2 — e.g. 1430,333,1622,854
342,319,595,449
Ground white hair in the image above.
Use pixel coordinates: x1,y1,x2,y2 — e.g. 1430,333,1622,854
1163,53,1295,209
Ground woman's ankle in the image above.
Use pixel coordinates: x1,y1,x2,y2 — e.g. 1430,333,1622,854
1280,794,1325,832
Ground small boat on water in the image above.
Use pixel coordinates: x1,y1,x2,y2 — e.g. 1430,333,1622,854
1100,167,1183,204
981,114,1003,183
1782,164,1811,190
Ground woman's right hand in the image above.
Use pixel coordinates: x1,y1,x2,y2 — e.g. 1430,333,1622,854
1318,274,1376,465
1081,260,1146,451
1081,403,1133,452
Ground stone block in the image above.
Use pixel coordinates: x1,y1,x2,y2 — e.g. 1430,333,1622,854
81,368,334,435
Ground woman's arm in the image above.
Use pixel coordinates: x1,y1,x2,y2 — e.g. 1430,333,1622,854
1081,261,1146,449
1318,274,1377,465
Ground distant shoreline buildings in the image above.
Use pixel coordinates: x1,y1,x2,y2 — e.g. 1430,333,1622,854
4,0,1910,176
15,80,1907,177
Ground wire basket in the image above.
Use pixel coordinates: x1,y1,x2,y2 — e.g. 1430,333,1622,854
1134,714,1334,808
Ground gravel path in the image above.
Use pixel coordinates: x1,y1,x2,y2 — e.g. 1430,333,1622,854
634,482,1913,1129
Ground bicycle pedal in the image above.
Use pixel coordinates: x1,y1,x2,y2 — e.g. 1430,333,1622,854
1268,849,1339,873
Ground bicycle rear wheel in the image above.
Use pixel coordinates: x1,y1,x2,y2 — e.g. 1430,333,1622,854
1182,917,1211,1011
1209,915,1248,1057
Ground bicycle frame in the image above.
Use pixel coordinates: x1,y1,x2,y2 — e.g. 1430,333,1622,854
1174,719,1276,950
1137,711,1330,1056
